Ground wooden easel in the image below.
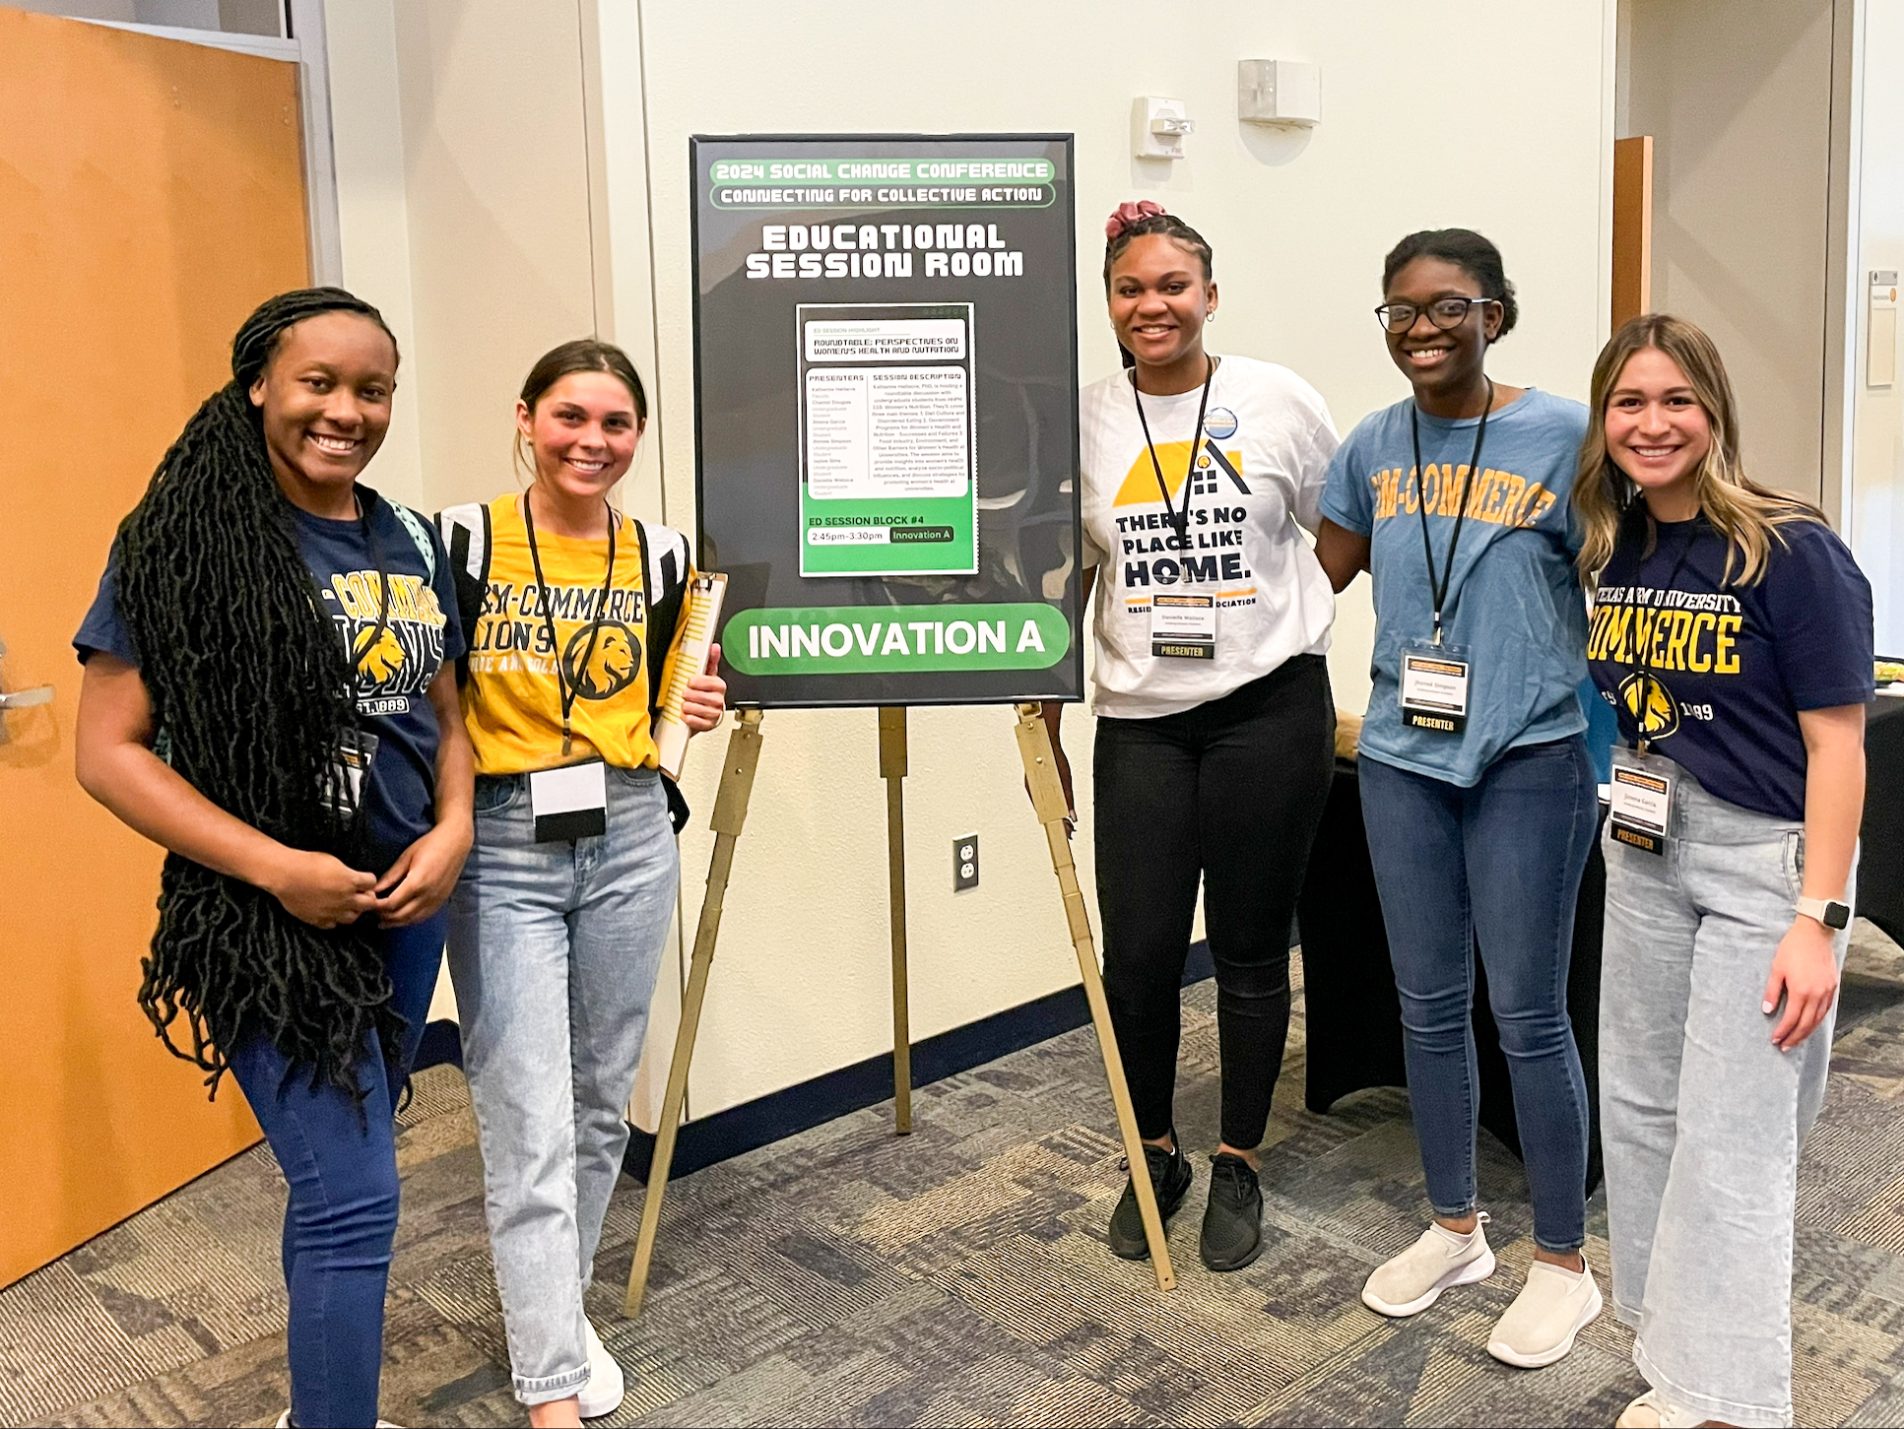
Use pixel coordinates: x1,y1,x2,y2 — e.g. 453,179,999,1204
623,703,1175,1315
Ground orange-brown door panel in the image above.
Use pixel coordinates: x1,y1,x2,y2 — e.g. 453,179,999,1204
0,5,311,1288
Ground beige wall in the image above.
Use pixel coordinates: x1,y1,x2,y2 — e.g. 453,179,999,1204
328,0,1618,1126
325,0,423,509
1622,0,1838,501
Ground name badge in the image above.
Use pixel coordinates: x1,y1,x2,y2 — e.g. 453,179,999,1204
1151,591,1217,660
1609,749,1675,856
1399,642,1471,733
530,759,608,843
325,728,380,825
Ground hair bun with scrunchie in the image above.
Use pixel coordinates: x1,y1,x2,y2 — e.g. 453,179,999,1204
1105,199,1168,241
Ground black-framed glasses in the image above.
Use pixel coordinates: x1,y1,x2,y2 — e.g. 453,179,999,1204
1374,296,1500,333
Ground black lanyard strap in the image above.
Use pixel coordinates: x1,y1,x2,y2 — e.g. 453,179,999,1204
1409,377,1493,642
1130,357,1215,547
522,493,618,759
1624,516,1700,753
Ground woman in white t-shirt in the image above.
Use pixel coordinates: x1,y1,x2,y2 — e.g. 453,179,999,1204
1044,201,1339,1273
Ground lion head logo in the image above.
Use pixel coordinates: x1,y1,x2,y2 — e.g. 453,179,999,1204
564,622,641,700
1618,671,1679,741
352,624,406,685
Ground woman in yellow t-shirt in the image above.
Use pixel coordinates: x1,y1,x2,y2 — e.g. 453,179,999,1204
438,339,724,1429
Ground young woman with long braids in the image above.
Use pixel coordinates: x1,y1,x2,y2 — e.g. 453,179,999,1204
73,288,473,1428
439,340,725,1428
1314,230,1601,1365
1577,316,1872,1429
1044,201,1339,1273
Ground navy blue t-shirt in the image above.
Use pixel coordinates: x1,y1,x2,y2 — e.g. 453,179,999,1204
74,486,465,869
1586,514,1873,821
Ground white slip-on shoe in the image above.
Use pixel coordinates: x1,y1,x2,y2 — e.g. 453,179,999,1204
1361,1215,1496,1317
1486,1257,1604,1368
577,1317,626,1420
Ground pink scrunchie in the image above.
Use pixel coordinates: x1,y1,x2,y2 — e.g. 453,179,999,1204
1105,199,1167,240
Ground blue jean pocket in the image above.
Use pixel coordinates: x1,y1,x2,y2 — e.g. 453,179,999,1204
474,775,525,816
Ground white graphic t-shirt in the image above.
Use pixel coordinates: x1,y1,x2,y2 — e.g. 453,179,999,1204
1080,355,1340,718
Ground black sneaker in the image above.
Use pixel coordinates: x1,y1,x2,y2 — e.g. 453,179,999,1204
1107,1143,1193,1260
1200,1152,1265,1271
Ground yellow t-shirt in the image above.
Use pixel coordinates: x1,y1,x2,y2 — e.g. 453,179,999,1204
450,494,694,775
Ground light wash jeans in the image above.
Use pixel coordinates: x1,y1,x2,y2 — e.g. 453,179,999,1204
1600,756,1854,1428
447,764,678,1406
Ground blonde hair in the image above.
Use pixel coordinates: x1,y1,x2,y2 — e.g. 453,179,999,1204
1574,313,1823,589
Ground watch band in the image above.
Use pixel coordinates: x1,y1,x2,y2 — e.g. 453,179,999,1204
1795,895,1851,930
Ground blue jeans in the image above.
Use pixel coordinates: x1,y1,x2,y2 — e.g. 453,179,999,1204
225,912,446,1429
1358,735,1596,1252
447,765,678,1406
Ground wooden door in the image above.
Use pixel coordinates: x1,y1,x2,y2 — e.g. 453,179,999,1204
1613,135,1654,329
0,5,311,1287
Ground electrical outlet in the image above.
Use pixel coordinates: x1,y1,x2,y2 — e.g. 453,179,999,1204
954,834,979,892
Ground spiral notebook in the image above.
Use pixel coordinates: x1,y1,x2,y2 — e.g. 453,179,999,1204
655,571,728,780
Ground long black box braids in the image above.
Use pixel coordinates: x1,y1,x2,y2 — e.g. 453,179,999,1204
112,288,407,1105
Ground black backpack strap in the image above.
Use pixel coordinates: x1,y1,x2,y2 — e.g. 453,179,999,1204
436,503,492,684
633,516,693,834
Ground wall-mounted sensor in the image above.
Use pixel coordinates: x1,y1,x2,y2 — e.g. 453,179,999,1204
1133,97,1195,160
1238,60,1321,128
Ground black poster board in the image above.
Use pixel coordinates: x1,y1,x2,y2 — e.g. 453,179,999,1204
690,134,1083,709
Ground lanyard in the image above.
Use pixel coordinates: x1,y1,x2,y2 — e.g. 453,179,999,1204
350,492,393,706
522,494,618,759
1409,378,1493,643
1130,357,1215,547
1623,517,1700,755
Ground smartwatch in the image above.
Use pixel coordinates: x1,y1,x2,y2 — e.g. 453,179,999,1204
1795,895,1851,930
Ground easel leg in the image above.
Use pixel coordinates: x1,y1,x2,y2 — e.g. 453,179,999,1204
879,707,913,1135
624,709,766,1317
1013,704,1176,1291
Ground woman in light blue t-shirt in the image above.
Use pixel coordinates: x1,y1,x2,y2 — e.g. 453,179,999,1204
1314,229,1600,1370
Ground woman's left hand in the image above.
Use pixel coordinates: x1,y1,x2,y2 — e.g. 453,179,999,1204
375,818,474,927
1763,915,1842,1051
681,643,727,733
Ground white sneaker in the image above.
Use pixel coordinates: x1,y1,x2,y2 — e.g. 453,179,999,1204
1361,1216,1496,1317
576,1317,626,1420
1613,1389,1706,1428
1485,1257,1603,1368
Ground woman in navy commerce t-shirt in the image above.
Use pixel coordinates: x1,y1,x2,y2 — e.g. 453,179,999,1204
1576,314,1872,1429
72,288,473,1429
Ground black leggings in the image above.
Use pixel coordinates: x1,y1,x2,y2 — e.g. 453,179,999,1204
1093,655,1335,1149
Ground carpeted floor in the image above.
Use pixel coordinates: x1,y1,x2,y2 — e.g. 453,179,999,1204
8,925,1904,1428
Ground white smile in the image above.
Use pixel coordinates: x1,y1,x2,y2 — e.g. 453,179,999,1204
1627,445,1680,460
565,457,610,475
1405,346,1452,366
308,433,360,455
1132,324,1175,336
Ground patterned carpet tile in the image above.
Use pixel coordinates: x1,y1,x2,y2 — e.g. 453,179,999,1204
8,925,1904,1428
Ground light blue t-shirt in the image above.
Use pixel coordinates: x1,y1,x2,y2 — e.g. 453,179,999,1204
1322,388,1590,787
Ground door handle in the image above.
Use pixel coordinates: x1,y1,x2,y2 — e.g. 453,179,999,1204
0,686,53,711
0,634,56,737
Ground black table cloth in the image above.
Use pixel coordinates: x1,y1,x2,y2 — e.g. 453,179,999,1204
1859,695,1904,944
